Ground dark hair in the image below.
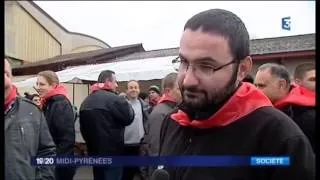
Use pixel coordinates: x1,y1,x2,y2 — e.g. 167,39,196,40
139,92,148,100
184,9,250,62
294,63,315,80
97,70,115,83
242,74,254,84
24,92,40,101
258,63,291,84
161,72,178,90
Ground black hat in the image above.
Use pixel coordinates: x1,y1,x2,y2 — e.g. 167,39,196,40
148,85,160,94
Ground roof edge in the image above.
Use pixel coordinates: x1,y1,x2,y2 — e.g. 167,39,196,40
13,43,144,69
29,1,111,47
250,33,315,41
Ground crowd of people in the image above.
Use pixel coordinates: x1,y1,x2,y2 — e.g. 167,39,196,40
5,8,315,180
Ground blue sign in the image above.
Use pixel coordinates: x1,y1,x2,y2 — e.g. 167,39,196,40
282,16,291,31
251,156,290,166
31,156,290,167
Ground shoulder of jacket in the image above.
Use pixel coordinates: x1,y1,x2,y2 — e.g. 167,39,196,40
18,96,42,111
49,95,72,106
50,94,68,101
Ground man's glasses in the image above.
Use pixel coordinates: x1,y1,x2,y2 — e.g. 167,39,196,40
172,57,236,77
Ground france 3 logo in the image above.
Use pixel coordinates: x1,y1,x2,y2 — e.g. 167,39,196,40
282,16,291,31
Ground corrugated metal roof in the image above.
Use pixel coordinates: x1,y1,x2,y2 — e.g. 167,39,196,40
116,33,315,61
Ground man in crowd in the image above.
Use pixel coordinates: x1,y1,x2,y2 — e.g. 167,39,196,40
146,72,181,157
119,92,127,98
74,105,87,156
5,58,56,180
255,63,315,151
148,85,161,111
242,74,254,84
145,72,181,177
139,92,150,105
80,70,135,180
123,80,149,180
294,63,315,92
159,9,314,180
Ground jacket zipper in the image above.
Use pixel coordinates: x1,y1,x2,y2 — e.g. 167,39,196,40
177,128,195,179
20,126,25,142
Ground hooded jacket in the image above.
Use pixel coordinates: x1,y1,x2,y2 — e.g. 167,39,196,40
41,85,76,180
41,85,75,156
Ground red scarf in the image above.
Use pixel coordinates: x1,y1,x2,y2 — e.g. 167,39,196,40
150,96,160,106
158,93,177,104
90,82,113,93
274,85,315,109
5,85,18,112
171,83,273,128
40,84,69,109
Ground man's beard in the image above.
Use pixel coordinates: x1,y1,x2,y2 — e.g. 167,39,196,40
180,65,239,111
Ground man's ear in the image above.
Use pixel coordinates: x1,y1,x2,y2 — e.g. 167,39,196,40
237,56,252,82
294,78,302,85
278,79,289,89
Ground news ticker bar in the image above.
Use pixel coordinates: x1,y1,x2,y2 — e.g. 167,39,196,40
31,156,290,167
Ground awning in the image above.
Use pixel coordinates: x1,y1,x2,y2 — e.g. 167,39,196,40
14,56,177,88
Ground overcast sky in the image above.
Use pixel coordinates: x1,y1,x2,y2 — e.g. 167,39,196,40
34,1,315,51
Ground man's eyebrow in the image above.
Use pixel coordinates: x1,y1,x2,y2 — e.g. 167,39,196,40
178,54,219,64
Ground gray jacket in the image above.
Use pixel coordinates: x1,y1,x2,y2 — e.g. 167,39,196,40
145,101,177,156
5,97,56,180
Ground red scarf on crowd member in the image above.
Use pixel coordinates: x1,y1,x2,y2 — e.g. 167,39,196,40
40,84,69,109
171,83,273,129
90,82,113,93
274,84,315,109
5,85,18,112
158,93,177,104
150,96,160,106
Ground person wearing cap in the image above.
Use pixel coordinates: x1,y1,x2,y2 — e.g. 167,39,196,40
148,85,161,112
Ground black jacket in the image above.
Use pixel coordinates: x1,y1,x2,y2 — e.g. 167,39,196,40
80,89,135,155
5,97,56,180
159,107,315,180
42,94,76,180
42,95,75,156
281,105,315,152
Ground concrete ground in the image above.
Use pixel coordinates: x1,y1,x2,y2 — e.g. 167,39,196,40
73,167,93,180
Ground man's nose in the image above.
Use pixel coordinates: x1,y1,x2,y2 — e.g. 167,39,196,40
182,67,199,87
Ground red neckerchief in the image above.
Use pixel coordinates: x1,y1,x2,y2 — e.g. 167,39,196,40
90,82,113,93
150,96,160,106
40,84,69,109
158,93,177,104
171,82,273,128
5,85,18,112
274,84,315,109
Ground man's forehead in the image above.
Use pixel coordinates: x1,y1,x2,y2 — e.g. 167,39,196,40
304,69,315,77
128,81,139,86
256,70,273,81
180,29,231,64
